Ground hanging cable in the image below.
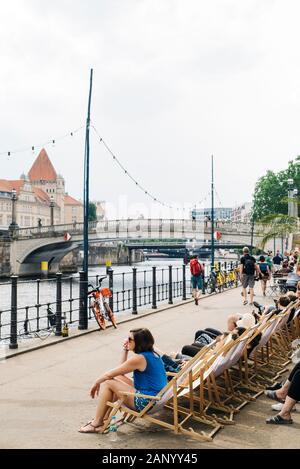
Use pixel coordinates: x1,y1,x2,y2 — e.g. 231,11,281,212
0,126,84,158
92,123,210,213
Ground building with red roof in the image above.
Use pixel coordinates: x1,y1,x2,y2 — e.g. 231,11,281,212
0,149,84,228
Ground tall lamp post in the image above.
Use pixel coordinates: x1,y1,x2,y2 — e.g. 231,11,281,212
79,68,93,331
250,214,255,255
287,178,294,217
286,178,294,250
293,188,298,219
50,196,55,227
211,155,215,270
9,189,19,233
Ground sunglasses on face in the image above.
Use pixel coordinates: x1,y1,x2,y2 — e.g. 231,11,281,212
128,337,134,342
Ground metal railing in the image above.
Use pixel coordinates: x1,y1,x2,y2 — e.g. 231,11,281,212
0,261,239,349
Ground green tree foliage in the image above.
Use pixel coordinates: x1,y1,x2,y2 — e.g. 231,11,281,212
252,157,300,220
88,202,97,222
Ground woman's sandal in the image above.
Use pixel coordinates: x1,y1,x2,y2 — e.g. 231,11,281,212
266,414,293,425
78,421,104,433
264,390,285,403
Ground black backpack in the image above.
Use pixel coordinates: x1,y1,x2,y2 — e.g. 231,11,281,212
243,256,255,275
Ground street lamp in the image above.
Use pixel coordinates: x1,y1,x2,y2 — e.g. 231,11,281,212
293,188,298,219
287,178,294,217
50,196,55,227
9,188,19,232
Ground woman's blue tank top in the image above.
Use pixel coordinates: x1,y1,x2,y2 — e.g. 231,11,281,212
133,351,167,396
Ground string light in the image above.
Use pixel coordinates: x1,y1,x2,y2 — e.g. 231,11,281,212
91,123,210,214
0,126,84,158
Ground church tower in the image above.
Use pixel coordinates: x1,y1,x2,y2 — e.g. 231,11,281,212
28,149,65,223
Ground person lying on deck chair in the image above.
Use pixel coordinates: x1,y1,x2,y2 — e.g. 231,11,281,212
79,328,167,434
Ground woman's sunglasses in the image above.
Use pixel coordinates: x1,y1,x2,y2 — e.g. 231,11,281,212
128,337,134,342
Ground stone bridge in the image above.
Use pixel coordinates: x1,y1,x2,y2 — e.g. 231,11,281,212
0,219,285,276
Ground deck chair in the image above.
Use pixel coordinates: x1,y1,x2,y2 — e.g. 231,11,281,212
198,328,260,422
175,333,254,425
101,346,223,442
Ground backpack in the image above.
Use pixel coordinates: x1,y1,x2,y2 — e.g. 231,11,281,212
259,262,268,274
243,256,255,275
190,259,202,276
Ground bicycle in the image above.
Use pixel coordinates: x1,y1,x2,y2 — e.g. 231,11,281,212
205,270,217,294
88,276,117,330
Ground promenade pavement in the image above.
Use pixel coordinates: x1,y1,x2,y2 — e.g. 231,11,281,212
0,286,299,449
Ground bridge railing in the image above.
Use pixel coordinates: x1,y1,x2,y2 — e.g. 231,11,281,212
15,221,97,239
0,261,239,349
12,219,258,240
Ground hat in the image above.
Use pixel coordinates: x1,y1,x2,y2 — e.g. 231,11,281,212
236,313,255,329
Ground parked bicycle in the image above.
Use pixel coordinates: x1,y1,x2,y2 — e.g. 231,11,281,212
88,276,117,330
205,269,217,294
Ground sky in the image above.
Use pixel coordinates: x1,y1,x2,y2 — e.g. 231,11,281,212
1,0,300,219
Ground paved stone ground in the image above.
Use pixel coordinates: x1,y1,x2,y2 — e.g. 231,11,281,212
0,286,299,449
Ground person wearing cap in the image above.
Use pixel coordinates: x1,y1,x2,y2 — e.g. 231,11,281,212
227,312,256,332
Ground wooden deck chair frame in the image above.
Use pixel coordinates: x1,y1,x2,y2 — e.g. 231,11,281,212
177,335,251,425
200,329,260,423
101,346,223,442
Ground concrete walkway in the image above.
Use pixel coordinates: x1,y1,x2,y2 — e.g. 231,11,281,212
0,286,299,449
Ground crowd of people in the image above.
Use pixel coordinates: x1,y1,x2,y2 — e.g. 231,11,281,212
79,246,300,434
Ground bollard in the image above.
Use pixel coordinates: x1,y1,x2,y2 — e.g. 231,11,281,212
108,268,114,313
152,266,157,309
202,264,206,294
9,276,18,350
55,273,62,336
132,267,138,315
168,265,173,305
182,264,187,301
79,271,88,330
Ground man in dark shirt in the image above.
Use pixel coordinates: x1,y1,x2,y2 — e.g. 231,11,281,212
273,250,283,271
239,246,259,306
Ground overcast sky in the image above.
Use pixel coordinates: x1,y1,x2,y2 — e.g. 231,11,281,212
1,0,300,219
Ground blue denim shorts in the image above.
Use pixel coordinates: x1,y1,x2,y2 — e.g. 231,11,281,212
134,391,156,412
191,275,203,290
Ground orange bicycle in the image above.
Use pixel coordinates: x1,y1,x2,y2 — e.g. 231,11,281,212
88,276,117,330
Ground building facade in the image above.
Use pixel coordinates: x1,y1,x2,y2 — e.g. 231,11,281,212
0,149,84,228
191,207,233,221
231,202,252,223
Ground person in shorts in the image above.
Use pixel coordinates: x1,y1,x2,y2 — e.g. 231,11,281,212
240,246,259,306
189,255,204,305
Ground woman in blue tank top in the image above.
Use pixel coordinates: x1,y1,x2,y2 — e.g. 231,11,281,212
79,328,167,434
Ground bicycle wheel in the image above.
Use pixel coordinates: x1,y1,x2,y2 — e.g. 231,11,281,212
206,279,215,294
104,303,117,329
92,304,106,330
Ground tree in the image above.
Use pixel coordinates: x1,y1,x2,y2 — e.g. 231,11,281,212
252,157,300,221
88,202,97,222
259,213,298,248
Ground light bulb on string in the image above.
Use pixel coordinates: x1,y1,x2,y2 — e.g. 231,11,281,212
32,146,35,154
52,140,55,148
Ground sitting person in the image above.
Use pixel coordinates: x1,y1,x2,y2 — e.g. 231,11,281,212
265,362,300,424
285,265,300,291
79,328,167,433
227,311,256,332
180,326,246,358
276,260,293,276
296,281,300,299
